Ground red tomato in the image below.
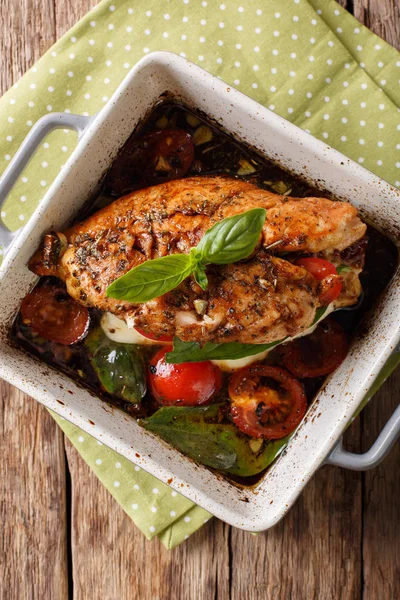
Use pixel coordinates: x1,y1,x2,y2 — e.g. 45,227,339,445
295,257,342,305
229,365,307,440
135,328,173,343
106,129,195,195
20,285,90,346
295,257,337,279
148,347,222,406
281,318,349,378
318,275,343,305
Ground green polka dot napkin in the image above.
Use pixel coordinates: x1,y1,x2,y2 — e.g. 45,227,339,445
1,0,399,547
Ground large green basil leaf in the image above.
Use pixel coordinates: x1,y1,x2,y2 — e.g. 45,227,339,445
165,336,285,363
85,327,146,403
106,208,266,302
106,253,194,303
140,403,290,477
196,208,266,264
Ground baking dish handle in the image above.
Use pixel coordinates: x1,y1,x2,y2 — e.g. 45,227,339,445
325,404,400,470
0,112,93,254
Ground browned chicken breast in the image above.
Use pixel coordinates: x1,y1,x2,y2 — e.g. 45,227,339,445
131,253,320,344
29,176,367,344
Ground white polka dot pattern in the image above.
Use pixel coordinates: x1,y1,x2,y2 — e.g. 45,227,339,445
0,0,398,235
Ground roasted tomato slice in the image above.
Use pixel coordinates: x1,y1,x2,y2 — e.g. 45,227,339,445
148,346,222,406
135,328,173,343
295,257,342,305
106,129,195,195
20,285,90,345
229,365,307,440
281,318,349,378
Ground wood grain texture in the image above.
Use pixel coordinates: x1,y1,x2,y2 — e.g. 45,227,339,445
362,374,400,600
0,5,69,599
0,382,68,600
65,438,231,600
0,1,399,599
0,0,56,91
54,0,97,38
230,423,362,600
354,0,400,50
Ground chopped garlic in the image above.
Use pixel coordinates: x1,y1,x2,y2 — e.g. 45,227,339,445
193,125,213,146
271,181,289,194
156,115,168,129
237,158,256,176
249,438,264,454
194,299,208,315
186,113,201,127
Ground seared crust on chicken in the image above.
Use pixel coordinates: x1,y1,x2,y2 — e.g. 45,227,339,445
131,253,319,344
29,176,367,344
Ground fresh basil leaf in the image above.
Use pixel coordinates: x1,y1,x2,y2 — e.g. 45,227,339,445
85,327,146,403
312,306,329,326
196,208,266,264
165,336,285,363
106,254,194,303
337,264,352,274
193,262,208,290
140,403,291,477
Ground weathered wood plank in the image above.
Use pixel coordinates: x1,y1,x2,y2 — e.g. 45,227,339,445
54,0,97,38
0,382,68,600
0,0,56,92
230,423,363,600
352,5,400,599
0,1,69,598
362,373,400,600
354,0,400,50
337,0,351,8
64,438,230,600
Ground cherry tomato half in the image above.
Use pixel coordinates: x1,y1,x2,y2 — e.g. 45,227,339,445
229,365,307,440
148,347,222,406
281,318,349,378
295,257,342,305
318,274,343,305
106,129,195,195
135,328,173,343
20,285,90,346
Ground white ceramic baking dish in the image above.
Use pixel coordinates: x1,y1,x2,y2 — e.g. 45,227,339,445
0,52,399,531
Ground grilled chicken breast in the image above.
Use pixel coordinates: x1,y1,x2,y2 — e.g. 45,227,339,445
29,176,367,344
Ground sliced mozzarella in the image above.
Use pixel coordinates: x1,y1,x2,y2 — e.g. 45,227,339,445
100,312,159,345
211,349,270,372
100,303,335,369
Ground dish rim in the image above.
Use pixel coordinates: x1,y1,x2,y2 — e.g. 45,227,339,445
0,51,399,531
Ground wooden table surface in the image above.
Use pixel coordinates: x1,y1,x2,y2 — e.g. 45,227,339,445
1,1,399,598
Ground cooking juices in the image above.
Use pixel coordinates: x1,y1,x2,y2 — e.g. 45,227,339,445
12,102,398,483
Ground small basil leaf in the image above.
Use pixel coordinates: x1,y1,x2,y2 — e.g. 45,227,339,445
196,208,266,264
140,403,291,477
106,254,194,303
336,264,352,274
165,336,285,363
311,306,329,326
193,263,208,290
85,327,146,403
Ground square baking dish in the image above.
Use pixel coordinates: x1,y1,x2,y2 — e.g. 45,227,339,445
0,52,399,531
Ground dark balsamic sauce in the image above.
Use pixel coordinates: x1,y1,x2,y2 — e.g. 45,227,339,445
11,102,399,484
